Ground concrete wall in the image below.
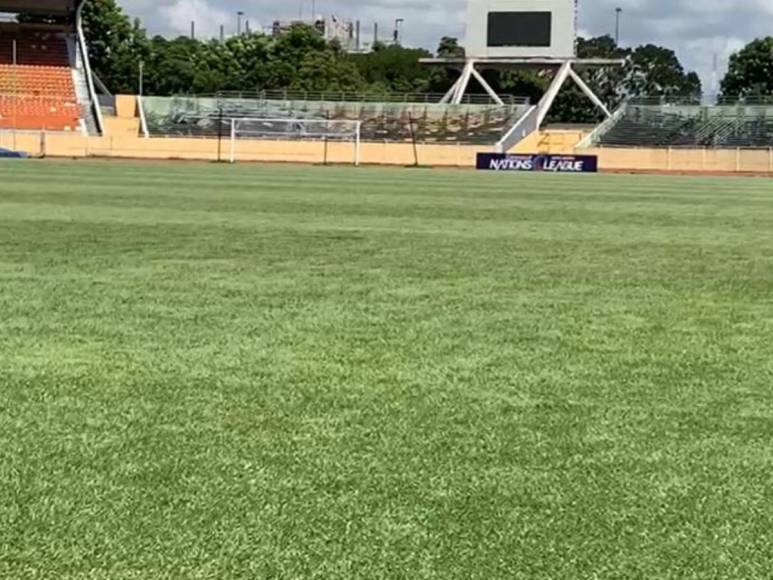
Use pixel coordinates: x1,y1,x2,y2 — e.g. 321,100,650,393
3,112,773,173
584,146,773,174
0,130,489,166
516,130,588,154
115,95,137,119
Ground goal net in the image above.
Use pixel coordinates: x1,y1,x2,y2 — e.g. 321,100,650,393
228,117,362,165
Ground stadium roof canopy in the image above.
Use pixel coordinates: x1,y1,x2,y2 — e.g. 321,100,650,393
0,0,82,15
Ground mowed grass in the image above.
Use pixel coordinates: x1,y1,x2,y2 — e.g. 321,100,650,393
1,160,773,579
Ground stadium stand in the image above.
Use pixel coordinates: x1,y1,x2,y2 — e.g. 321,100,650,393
142,92,532,145
592,99,773,148
0,1,101,133
0,26,70,66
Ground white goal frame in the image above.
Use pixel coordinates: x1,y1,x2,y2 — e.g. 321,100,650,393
228,117,362,166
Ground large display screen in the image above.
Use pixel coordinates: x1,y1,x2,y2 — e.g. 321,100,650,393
487,12,552,47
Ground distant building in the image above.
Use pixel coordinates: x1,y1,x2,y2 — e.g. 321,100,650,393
271,15,360,52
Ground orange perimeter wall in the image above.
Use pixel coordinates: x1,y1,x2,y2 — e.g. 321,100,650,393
4,130,773,174
1,92,772,174
0,131,489,166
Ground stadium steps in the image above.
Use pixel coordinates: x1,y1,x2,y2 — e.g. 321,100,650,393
594,104,773,148
143,95,530,145
71,38,98,135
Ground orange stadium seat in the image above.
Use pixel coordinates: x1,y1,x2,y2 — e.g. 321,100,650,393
0,27,80,131
0,95,80,130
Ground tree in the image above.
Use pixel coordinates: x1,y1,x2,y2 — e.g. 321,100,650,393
626,44,701,98
349,45,433,93
721,37,773,98
221,34,271,91
437,37,465,59
142,37,200,95
265,24,364,93
81,0,148,94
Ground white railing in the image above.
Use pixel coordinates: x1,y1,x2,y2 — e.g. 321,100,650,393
137,95,150,138
495,105,539,152
75,1,103,135
576,101,628,149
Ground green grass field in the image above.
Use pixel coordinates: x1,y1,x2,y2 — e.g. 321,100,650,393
2,160,773,578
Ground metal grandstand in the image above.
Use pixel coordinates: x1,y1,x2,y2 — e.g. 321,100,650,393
583,97,773,149
140,92,532,145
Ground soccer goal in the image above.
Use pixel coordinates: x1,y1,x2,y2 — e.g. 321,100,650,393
228,117,362,166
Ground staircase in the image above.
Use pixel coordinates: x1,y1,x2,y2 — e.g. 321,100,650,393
70,34,97,134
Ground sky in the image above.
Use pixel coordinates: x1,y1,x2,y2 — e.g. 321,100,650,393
119,0,773,94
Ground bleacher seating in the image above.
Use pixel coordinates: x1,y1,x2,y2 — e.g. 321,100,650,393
0,95,79,130
142,94,532,145
595,102,773,148
0,65,75,97
0,25,80,131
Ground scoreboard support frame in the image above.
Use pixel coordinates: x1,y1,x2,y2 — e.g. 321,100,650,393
428,56,620,111
422,56,624,151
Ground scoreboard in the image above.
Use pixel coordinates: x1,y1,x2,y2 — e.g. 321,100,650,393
465,0,577,59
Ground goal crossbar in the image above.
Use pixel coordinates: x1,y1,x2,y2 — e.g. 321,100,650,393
228,117,362,166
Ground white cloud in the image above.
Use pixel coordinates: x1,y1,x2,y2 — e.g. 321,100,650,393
158,0,230,37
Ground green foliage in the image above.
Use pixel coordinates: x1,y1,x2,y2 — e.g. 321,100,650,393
82,3,364,96
721,37,773,98
349,45,434,93
437,36,465,59
267,25,364,92
144,36,200,95
81,0,149,94
80,1,700,120
627,44,702,97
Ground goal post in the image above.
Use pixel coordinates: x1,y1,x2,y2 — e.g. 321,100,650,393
228,117,362,166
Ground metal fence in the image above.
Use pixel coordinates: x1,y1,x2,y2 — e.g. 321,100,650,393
203,90,529,106
628,95,773,107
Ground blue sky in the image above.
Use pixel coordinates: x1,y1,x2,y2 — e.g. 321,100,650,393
119,0,773,94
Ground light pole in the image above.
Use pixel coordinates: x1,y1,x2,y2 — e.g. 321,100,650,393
394,18,404,44
237,11,244,35
615,8,622,46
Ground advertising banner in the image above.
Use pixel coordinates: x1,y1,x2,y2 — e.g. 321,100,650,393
476,153,598,173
